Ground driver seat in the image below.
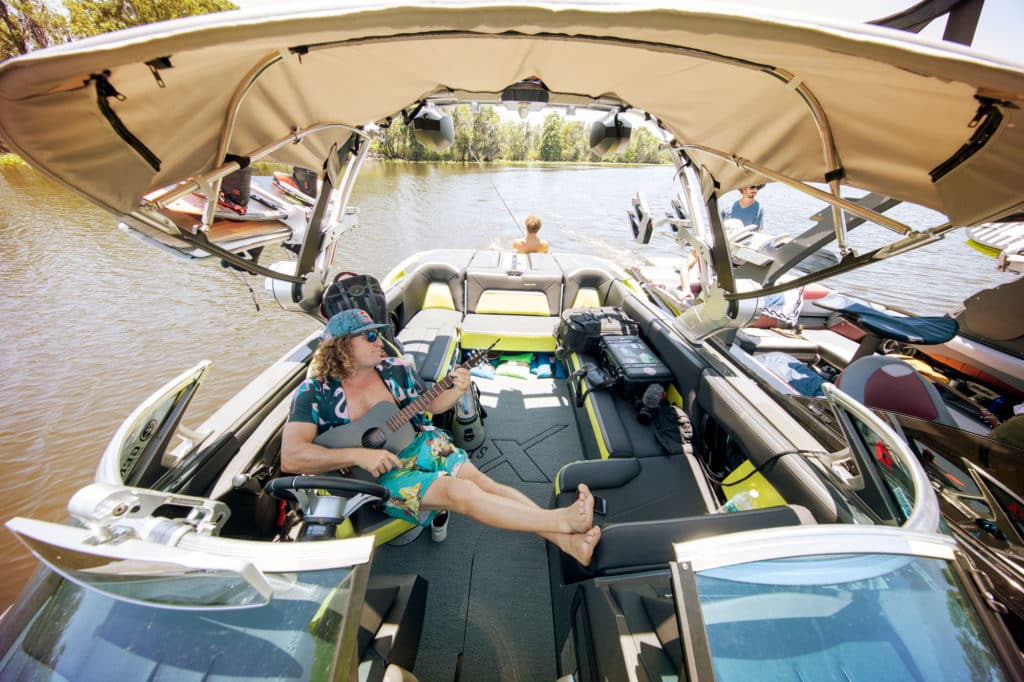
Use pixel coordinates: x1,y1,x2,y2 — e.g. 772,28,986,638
838,355,957,427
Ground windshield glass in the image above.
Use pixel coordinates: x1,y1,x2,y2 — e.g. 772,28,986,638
792,396,1024,534
844,406,918,524
786,392,921,525
696,553,1007,681
0,566,361,681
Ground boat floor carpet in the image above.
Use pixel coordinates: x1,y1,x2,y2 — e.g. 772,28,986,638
371,374,581,682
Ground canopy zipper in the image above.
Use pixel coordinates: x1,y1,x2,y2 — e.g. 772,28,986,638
145,56,172,88
89,71,161,172
930,96,1004,182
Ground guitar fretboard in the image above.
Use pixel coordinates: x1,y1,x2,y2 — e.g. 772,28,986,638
382,346,491,432
384,375,454,431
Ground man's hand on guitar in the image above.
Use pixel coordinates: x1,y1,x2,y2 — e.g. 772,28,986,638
449,367,471,395
426,366,474,415
361,449,403,478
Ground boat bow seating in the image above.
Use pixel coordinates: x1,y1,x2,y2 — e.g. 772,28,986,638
551,456,813,580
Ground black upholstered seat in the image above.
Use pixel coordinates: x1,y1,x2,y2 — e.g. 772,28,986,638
397,308,462,386
555,457,714,523
552,456,814,581
553,456,711,580
565,352,666,459
460,251,563,351
587,507,813,577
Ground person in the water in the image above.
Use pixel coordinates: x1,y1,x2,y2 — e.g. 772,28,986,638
512,214,550,254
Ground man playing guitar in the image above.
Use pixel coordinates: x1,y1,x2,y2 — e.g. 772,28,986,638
282,308,601,566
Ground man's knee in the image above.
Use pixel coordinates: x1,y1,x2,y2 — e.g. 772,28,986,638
455,461,480,481
457,462,491,487
458,465,504,495
428,475,481,513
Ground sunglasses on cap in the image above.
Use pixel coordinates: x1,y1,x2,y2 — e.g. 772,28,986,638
350,330,380,343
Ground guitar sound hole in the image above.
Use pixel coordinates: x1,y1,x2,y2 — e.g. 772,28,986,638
362,429,387,449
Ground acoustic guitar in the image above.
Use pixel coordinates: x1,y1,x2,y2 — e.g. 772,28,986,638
314,341,498,452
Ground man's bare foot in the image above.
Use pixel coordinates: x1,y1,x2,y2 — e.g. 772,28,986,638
564,483,594,533
563,525,602,566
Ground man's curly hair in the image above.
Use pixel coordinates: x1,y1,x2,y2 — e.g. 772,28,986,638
311,335,356,382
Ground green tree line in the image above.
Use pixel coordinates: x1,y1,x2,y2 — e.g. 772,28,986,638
373,107,671,165
1,0,236,61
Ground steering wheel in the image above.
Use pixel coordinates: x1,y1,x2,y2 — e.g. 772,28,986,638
265,475,388,502
266,475,390,540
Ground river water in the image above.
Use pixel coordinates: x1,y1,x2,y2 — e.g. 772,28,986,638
0,161,1015,610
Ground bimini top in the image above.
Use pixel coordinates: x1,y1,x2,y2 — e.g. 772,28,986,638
1,0,1023,224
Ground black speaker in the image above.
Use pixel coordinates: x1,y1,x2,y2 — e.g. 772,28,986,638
590,113,632,156
412,108,454,152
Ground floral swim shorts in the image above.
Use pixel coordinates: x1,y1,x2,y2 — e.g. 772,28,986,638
378,430,468,526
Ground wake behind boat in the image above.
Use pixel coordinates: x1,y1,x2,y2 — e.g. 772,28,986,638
2,2,1024,680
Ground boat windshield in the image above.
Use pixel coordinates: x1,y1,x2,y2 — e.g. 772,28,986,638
0,565,363,681
693,553,1008,681
790,395,1024,535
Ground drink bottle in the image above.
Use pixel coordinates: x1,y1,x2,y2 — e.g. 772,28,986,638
719,489,759,513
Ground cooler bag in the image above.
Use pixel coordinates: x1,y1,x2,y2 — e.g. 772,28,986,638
599,335,672,398
453,382,486,451
556,306,639,354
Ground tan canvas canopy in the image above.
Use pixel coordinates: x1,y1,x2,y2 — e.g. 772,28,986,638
1,0,1023,225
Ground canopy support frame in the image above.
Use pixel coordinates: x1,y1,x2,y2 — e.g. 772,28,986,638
723,221,957,301
146,122,370,212
150,30,857,267
139,218,308,282
670,143,958,302
764,67,850,255
133,122,372,282
215,51,288,167
681,143,918,238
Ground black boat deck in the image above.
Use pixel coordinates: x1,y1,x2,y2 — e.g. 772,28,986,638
370,373,579,681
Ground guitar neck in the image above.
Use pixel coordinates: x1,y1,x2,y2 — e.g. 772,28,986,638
385,374,454,430
382,343,494,433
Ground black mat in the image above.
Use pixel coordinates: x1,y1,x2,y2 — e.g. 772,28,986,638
370,375,581,681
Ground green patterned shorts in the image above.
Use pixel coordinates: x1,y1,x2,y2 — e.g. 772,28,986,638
378,430,468,526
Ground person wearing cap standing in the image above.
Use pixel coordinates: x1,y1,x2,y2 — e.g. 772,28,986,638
725,184,766,231
282,308,601,566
